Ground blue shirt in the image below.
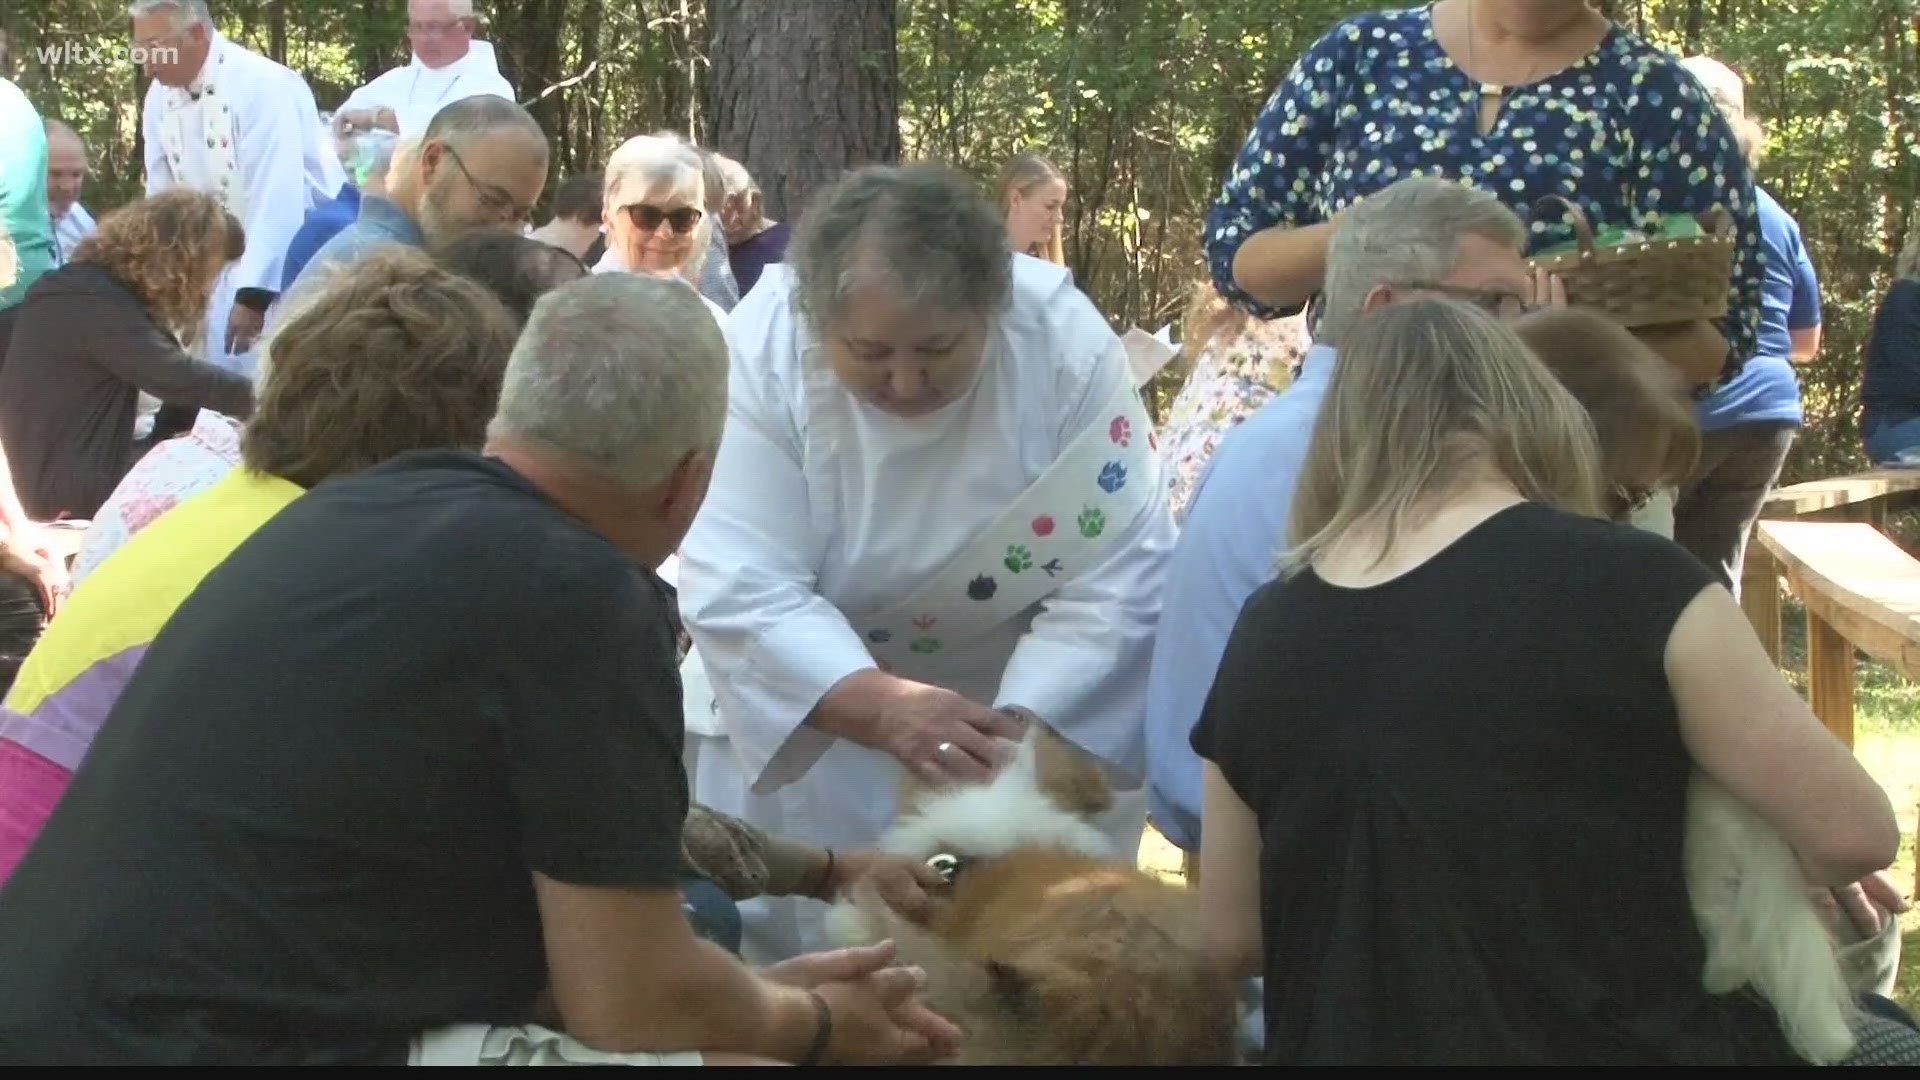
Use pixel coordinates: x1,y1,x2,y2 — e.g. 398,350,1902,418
281,194,424,312
1861,279,1920,421
0,80,53,310
1693,187,1820,431
1203,4,1764,384
279,183,361,293
1144,344,1336,851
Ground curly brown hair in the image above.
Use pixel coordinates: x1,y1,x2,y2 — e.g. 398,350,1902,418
241,246,520,489
70,189,243,344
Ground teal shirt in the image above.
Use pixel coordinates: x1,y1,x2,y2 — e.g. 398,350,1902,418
0,80,51,310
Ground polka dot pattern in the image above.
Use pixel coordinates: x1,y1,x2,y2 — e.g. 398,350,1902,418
1202,6,1765,382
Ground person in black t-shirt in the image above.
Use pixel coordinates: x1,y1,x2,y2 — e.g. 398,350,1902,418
1189,298,1898,1066
0,274,961,1067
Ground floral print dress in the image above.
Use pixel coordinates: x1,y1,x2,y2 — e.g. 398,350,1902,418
1204,2,1764,384
1160,311,1311,523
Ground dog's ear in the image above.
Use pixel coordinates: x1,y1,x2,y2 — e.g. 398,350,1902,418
1032,725,1113,817
985,958,1038,1019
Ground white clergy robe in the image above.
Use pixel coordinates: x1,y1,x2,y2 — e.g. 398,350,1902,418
676,256,1176,963
50,204,95,266
337,40,515,137
142,33,339,376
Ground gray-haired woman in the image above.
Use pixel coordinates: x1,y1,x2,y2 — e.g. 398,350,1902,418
594,133,727,323
675,162,1176,963
1860,222,1920,463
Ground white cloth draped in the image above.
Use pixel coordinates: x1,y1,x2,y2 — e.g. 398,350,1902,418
337,41,516,137
675,256,1175,962
141,34,340,377
50,204,95,267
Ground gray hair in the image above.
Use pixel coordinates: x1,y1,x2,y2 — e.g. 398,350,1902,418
788,162,1013,332
488,273,729,492
43,118,84,150
419,93,544,154
604,133,710,277
715,154,758,201
1319,176,1527,347
128,0,212,28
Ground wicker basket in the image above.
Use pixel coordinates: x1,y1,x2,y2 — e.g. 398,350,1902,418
1525,195,1735,329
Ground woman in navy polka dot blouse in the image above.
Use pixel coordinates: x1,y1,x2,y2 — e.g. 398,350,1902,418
1206,0,1763,385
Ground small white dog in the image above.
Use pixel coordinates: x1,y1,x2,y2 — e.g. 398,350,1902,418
1684,775,1860,1063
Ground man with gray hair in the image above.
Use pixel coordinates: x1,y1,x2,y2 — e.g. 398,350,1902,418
336,0,516,138
43,119,95,267
0,273,963,1065
1146,174,1551,858
280,93,547,311
132,0,343,372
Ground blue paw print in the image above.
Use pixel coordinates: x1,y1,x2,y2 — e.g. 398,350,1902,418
868,628,892,644
1097,461,1128,493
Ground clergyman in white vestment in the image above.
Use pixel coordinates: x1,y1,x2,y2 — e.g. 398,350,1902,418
676,165,1175,964
135,0,341,377
335,0,516,138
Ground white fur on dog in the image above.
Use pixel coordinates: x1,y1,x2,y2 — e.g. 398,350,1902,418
827,732,1116,948
1685,775,1859,1064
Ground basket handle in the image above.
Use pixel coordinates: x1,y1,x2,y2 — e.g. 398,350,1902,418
1530,194,1595,257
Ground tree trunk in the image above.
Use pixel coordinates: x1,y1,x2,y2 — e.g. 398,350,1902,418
269,0,287,64
1682,0,1704,54
708,0,900,222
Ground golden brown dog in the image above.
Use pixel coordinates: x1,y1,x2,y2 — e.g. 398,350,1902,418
826,726,1238,1065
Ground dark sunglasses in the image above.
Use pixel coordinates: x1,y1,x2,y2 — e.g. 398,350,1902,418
622,203,704,235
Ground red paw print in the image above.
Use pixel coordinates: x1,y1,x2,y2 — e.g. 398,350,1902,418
1109,415,1131,447
1031,515,1055,537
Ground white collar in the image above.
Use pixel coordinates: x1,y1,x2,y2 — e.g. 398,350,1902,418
409,38,498,76
182,33,227,99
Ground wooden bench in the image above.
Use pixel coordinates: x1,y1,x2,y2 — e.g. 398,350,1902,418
1752,520,1920,747
1743,468,1920,666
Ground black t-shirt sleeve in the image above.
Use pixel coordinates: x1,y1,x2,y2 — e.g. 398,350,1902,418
499,558,689,889
1189,576,1293,813
1578,520,1721,679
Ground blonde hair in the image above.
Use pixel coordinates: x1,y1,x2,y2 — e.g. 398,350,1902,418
1514,308,1701,520
1282,298,1606,574
996,151,1065,265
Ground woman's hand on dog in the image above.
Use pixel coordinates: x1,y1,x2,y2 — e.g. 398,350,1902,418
881,679,1026,785
762,940,964,1064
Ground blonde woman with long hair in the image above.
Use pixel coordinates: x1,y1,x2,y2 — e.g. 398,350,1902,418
1861,217,1920,462
1191,298,1896,1065
997,151,1066,265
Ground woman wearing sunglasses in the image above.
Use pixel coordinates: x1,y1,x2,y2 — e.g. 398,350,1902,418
594,133,728,324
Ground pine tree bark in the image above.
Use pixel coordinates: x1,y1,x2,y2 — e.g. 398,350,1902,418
708,0,900,223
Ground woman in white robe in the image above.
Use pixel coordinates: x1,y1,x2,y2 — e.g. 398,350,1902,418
676,163,1177,963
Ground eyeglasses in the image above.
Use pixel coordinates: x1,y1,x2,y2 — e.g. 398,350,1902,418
407,18,470,37
439,144,531,224
1611,483,1655,517
622,203,704,235
1396,281,1530,320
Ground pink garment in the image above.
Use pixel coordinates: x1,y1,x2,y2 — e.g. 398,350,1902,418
70,410,244,587
0,738,71,885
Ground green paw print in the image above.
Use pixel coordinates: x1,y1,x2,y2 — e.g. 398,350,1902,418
1004,544,1033,573
910,637,942,655
1078,505,1106,538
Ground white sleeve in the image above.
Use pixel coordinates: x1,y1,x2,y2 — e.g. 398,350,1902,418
230,71,316,295
993,308,1175,787
677,306,878,794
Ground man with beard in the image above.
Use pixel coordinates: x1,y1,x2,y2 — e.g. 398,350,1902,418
279,94,546,318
